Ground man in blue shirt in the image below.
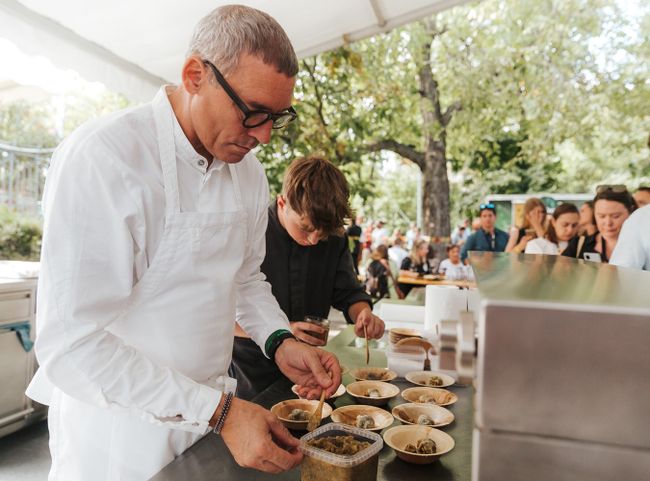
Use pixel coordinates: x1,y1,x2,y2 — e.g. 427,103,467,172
461,203,510,263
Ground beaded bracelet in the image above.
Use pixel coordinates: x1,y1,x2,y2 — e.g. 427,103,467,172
212,392,234,435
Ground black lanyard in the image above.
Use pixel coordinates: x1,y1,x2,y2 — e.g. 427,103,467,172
482,229,496,251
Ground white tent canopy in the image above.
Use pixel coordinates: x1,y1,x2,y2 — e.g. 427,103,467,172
0,0,470,102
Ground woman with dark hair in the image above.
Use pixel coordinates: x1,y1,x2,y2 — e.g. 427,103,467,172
562,186,637,262
579,200,598,236
505,197,547,254
525,204,580,255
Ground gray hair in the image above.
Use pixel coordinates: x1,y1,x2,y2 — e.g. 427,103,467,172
187,5,298,77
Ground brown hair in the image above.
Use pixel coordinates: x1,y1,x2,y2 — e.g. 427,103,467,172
593,188,637,215
281,156,353,237
546,203,579,245
520,197,547,229
409,239,429,264
371,244,389,261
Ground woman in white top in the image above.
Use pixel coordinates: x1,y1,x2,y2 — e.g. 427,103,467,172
525,203,580,255
438,244,465,277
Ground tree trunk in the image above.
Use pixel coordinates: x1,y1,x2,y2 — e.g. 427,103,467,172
418,18,454,238
422,141,450,237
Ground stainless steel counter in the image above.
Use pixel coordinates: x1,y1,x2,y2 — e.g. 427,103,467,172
150,326,473,480
469,252,650,481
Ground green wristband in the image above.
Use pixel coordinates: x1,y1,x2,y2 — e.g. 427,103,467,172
264,329,295,359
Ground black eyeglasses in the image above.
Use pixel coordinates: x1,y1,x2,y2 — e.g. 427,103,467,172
479,203,495,210
596,184,628,194
202,60,297,129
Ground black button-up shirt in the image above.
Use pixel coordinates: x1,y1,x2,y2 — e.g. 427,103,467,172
261,202,372,324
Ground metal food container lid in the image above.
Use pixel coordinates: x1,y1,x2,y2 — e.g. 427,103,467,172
299,423,383,467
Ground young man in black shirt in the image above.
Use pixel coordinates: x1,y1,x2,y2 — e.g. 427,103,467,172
230,156,385,400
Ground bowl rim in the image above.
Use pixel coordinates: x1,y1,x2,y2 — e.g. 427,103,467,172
291,383,346,399
400,386,458,406
271,399,333,422
382,425,455,457
391,402,454,427
349,367,398,382
405,370,455,388
346,380,401,399
330,404,394,431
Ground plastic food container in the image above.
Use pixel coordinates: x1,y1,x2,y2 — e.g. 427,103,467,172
386,344,426,377
300,423,383,481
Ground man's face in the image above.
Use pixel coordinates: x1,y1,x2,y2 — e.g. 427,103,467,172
480,210,496,231
634,190,650,208
191,54,296,163
277,196,324,246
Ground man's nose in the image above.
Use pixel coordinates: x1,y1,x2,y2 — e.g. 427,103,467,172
247,121,273,145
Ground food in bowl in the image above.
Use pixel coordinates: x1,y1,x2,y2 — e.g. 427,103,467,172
427,376,444,387
289,409,310,421
307,435,371,455
404,438,437,454
416,414,434,425
355,415,375,430
366,389,381,398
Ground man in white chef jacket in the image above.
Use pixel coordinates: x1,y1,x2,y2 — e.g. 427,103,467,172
26,5,341,480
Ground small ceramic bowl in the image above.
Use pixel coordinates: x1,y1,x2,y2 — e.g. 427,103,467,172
391,403,454,428
346,380,400,406
401,387,458,407
349,367,397,382
405,371,455,388
270,399,333,430
291,383,346,400
383,425,455,464
330,405,394,432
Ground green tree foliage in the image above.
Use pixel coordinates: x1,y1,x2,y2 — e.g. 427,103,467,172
256,0,649,230
0,206,42,260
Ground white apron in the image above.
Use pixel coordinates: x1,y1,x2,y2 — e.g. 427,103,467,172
46,97,247,480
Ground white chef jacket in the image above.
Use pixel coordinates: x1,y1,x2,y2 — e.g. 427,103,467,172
27,86,290,434
610,205,650,271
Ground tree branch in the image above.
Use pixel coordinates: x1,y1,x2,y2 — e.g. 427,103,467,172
302,59,329,129
365,140,425,170
441,101,462,127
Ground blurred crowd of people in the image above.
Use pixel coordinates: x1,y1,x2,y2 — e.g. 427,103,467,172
350,185,650,301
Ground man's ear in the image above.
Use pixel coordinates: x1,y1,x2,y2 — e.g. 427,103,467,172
277,194,286,210
181,57,207,94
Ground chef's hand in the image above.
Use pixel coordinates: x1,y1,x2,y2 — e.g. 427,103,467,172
352,306,385,340
220,398,302,473
290,321,326,346
275,339,341,400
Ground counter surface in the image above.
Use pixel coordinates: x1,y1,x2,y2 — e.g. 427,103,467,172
150,326,473,481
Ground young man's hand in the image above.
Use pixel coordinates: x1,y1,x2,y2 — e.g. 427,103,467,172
350,303,385,340
220,398,302,473
274,339,342,399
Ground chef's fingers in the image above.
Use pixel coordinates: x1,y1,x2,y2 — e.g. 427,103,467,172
269,417,300,449
304,351,334,390
319,353,342,394
264,438,302,471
